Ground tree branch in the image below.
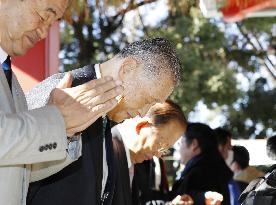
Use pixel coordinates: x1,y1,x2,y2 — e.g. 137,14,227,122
113,0,158,19
137,7,149,36
236,23,276,80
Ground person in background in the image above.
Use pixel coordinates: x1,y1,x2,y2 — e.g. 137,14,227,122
134,157,169,205
120,107,224,205
171,123,232,205
111,100,187,205
214,128,240,205
238,136,276,204
214,128,233,164
230,145,264,192
266,135,276,161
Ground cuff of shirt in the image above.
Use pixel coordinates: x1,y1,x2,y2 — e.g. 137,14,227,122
67,135,82,160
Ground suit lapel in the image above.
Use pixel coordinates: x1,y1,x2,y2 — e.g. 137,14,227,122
0,67,27,113
0,66,15,112
131,174,140,205
11,73,28,112
112,137,132,205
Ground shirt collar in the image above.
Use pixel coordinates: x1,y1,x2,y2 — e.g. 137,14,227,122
94,64,102,79
116,119,140,168
0,46,8,64
183,154,204,173
95,64,107,118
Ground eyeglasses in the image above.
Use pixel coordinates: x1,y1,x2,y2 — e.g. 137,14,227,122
157,141,171,156
158,147,171,156
176,135,186,145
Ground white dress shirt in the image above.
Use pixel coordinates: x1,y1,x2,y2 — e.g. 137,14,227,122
95,64,109,197
116,119,163,189
153,156,162,191
116,119,139,186
0,46,8,64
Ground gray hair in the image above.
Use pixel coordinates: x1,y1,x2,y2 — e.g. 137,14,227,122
118,38,181,85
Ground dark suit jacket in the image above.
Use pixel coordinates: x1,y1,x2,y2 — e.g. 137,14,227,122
170,151,233,205
112,137,133,205
111,126,143,205
27,65,115,205
134,159,169,205
111,127,169,205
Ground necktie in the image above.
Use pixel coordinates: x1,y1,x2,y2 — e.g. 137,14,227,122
2,56,12,89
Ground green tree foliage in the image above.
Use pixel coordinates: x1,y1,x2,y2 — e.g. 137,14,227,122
225,77,276,139
60,0,276,138
61,0,158,71
146,7,240,112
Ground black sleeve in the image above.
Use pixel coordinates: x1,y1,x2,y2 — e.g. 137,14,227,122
169,168,205,204
189,191,206,205
26,64,96,110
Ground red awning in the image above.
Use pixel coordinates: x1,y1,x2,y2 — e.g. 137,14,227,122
220,0,276,22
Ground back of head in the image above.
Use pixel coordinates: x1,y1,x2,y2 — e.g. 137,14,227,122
267,135,276,160
146,99,187,129
214,127,232,146
232,145,250,169
118,38,181,86
108,38,181,123
185,123,218,154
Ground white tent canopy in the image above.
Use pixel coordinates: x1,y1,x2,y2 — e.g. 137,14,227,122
232,139,276,166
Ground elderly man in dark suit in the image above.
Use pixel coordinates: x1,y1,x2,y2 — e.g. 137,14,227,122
111,100,187,205
27,38,182,205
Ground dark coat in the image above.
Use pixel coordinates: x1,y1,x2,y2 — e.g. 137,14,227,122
134,159,169,205
111,137,133,205
170,151,233,205
111,127,142,205
111,126,169,205
27,65,115,205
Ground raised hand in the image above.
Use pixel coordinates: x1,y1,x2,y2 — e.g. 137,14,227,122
205,191,223,205
49,72,123,136
171,194,194,205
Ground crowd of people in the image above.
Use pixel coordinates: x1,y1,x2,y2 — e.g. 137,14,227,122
132,124,275,205
0,1,275,205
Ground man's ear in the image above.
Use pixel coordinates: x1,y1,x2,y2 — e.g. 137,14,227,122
135,119,150,135
231,161,239,171
191,139,199,151
118,57,138,80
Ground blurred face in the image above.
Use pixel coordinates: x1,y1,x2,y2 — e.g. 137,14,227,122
130,120,184,164
108,63,174,123
179,136,199,165
230,161,240,173
0,0,68,56
218,137,232,160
